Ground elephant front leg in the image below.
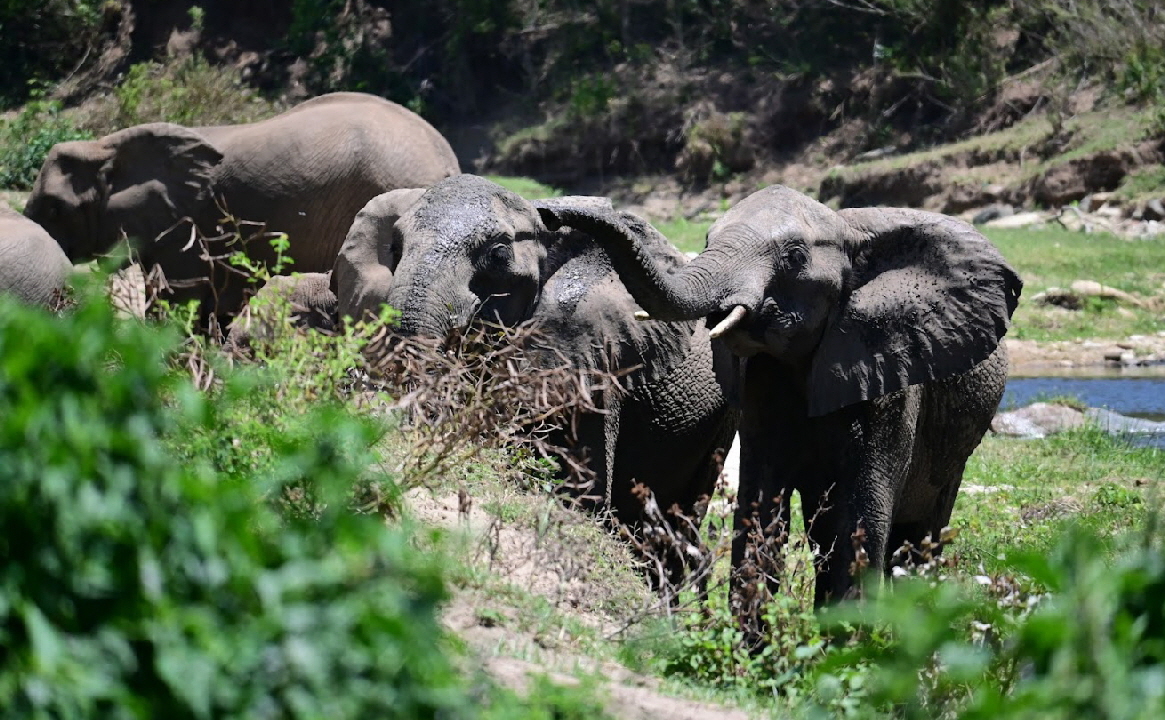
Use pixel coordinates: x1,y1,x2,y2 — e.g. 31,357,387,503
730,360,798,632
806,394,917,606
802,480,891,607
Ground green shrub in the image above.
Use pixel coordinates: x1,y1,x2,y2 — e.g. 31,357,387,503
0,290,468,718
815,522,1165,719
0,97,93,189
83,56,280,135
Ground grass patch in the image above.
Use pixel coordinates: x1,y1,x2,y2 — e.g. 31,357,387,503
984,225,1165,341
1117,164,1165,199
955,427,1161,575
655,216,709,254
487,175,563,200
829,105,1159,189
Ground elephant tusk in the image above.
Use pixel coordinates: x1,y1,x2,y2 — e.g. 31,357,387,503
709,305,748,339
633,310,652,321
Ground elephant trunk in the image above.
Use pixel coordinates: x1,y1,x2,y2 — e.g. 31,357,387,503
537,204,727,322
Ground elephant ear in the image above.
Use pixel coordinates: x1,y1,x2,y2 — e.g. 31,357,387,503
332,188,426,322
531,199,694,387
807,208,1022,417
100,123,223,245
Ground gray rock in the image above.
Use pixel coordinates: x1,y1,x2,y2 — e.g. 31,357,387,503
971,204,1015,225
1085,408,1165,435
991,402,1086,438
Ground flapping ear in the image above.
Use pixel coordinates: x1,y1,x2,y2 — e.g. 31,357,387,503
332,188,426,322
807,208,1022,417
531,200,695,386
100,123,223,244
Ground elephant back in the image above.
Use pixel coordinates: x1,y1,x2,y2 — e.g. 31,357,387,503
0,207,72,307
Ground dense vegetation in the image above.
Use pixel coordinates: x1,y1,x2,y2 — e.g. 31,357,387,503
0,279,612,719
2,0,1163,180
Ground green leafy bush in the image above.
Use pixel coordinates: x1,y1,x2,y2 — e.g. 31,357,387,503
0,291,467,718
84,56,280,135
815,522,1165,719
0,97,93,189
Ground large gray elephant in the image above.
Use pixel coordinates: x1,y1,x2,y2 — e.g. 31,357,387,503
0,206,72,307
24,92,460,329
333,175,739,585
538,185,1022,607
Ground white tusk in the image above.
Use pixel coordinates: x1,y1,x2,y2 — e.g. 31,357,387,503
633,310,652,321
709,305,748,339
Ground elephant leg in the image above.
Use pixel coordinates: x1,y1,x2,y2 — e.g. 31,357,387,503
554,397,617,514
894,344,1010,568
805,391,920,607
731,355,799,623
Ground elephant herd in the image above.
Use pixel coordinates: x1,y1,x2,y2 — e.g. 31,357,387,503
1,92,1023,608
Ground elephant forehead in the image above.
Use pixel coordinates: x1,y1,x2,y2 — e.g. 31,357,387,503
548,247,613,314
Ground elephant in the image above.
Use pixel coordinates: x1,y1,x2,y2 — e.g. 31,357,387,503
0,206,72,307
23,92,460,331
226,272,337,350
333,175,739,588
536,185,1022,608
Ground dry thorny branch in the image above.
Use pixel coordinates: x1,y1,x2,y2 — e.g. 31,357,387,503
361,320,623,497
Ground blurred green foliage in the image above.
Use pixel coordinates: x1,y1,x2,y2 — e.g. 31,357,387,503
813,522,1165,719
0,287,612,718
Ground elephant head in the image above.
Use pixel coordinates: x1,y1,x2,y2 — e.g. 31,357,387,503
539,185,1022,415
334,174,693,383
25,123,223,262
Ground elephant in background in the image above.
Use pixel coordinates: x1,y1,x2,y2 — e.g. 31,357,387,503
333,175,739,584
0,206,72,307
24,92,460,329
226,272,337,350
538,185,1022,608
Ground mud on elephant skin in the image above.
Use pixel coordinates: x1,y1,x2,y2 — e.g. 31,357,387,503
333,175,739,588
0,206,72,307
24,92,460,329
539,185,1022,609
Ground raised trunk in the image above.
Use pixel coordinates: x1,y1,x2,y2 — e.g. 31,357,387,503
536,205,725,321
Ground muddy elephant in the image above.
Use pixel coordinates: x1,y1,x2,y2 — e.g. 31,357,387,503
538,185,1022,607
334,175,739,586
0,206,72,307
24,92,460,329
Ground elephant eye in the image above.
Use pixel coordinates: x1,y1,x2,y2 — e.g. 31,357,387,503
782,243,809,272
486,242,513,266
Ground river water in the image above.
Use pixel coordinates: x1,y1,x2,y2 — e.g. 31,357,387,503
1004,367,1165,422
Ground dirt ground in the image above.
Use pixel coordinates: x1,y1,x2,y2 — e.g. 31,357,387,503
407,488,753,720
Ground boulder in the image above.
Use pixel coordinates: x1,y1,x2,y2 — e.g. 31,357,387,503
991,402,1087,438
1143,198,1165,222
985,211,1050,229
971,204,1015,225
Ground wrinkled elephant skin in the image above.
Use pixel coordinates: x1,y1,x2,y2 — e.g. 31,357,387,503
0,206,72,307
